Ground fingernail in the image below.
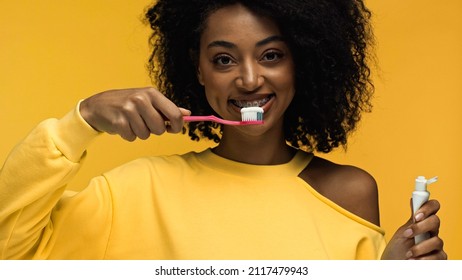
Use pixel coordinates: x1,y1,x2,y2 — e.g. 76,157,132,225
403,228,413,238
415,213,424,222
406,251,413,259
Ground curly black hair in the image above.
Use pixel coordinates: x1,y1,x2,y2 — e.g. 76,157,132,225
145,0,375,153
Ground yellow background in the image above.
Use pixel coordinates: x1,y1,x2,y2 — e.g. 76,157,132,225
1,0,461,259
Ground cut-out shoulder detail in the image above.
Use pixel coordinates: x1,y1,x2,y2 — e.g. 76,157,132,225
298,156,380,226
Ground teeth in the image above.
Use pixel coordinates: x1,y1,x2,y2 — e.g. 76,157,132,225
232,96,271,108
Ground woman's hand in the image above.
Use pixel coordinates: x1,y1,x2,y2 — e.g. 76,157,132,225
381,199,447,260
79,87,191,141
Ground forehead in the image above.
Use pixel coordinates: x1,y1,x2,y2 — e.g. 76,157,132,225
200,3,281,44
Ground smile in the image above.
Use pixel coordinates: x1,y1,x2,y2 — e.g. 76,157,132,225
230,94,274,108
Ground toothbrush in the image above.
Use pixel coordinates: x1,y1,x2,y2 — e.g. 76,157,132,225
412,176,438,244
183,107,264,126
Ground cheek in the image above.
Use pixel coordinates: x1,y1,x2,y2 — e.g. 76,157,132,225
268,68,295,95
201,72,233,103
270,67,296,111
203,89,217,109
282,66,296,99
202,77,230,113
198,63,226,92
203,76,224,102
267,58,295,88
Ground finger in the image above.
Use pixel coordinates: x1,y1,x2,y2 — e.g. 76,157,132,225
156,108,183,134
138,103,168,135
149,88,186,133
417,250,448,260
166,107,192,133
112,117,137,142
411,214,440,240
126,110,152,140
414,199,440,222
430,250,448,260
132,87,181,133
179,107,192,116
118,99,154,140
413,250,446,260
161,109,184,133
408,236,444,259
123,88,167,135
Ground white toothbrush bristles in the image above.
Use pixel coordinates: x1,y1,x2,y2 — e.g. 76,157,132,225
240,107,264,122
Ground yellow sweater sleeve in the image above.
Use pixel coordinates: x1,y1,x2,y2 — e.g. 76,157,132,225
0,103,109,259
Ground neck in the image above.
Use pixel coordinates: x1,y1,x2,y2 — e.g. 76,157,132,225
213,123,296,165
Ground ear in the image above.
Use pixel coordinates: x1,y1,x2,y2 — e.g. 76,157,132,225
189,48,204,86
197,66,205,86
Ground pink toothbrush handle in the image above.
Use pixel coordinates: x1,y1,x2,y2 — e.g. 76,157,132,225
183,115,262,126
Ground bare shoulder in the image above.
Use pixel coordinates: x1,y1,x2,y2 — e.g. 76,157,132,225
299,156,380,226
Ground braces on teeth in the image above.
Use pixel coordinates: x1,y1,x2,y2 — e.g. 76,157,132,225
233,96,271,108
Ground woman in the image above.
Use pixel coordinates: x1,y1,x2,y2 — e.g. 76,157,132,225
0,0,445,259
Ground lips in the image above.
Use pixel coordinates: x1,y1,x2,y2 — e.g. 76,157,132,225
230,94,274,108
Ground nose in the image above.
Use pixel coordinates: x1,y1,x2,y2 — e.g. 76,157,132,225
235,60,264,91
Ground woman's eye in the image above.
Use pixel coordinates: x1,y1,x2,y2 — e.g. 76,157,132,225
213,55,234,66
262,51,283,62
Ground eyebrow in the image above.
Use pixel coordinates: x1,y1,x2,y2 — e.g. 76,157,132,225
207,35,285,49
